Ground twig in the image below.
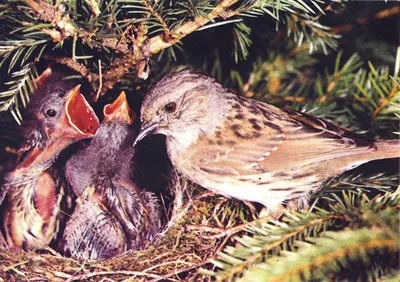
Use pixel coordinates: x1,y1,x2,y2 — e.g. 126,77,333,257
186,223,248,240
147,263,207,282
85,0,101,17
332,6,400,34
143,0,239,56
141,259,194,273
216,215,344,281
3,260,29,271
24,0,77,39
43,56,91,80
319,72,341,103
95,59,103,102
99,0,240,95
141,0,171,38
3,261,29,279
43,246,63,257
66,270,161,282
371,83,399,120
212,199,228,228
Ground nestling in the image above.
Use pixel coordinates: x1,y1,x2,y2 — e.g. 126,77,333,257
134,70,400,217
0,67,99,250
63,92,162,260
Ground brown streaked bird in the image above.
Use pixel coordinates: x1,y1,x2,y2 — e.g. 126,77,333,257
134,70,400,217
61,185,128,260
0,67,99,250
63,92,162,260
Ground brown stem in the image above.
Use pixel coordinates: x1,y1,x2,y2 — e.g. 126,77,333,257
25,0,242,96
142,0,239,57
100,0,240,96
332,6,400,34
371,83,399,120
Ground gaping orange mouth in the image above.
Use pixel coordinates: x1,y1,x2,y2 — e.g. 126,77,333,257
103,91,135,125
66,85,99,136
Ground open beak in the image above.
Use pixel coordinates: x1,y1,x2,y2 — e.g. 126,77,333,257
103,91,135,125
64,85,100,137
133,122,159,147
15,85,99,170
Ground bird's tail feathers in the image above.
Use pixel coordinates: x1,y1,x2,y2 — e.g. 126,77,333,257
374,139,400,160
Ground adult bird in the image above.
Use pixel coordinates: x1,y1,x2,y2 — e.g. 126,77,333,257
63,91,162,260
0,67,99,250
134,70,400,218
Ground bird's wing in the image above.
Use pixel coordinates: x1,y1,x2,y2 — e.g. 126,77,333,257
62,192,127,260
262,107,374,171
189,102,373,176
105,180,143,235
104,179,161,248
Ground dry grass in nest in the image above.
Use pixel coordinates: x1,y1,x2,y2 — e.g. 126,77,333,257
0,173,256,281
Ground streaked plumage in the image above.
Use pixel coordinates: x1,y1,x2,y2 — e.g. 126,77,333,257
0,67,99,250
62,186,127,260
63,92,162,260
134,70,400,216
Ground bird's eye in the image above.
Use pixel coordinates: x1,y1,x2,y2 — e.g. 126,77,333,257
46,109,57,117
164,102,177,113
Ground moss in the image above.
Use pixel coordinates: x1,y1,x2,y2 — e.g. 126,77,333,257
0,188,255,281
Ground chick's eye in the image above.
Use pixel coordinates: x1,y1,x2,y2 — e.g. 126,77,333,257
46,109,57,117
164,102,177,113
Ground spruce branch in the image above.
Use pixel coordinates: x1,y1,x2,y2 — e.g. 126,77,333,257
370,65,399,120
316,172,399,204
142,0,240,57
230,49,399,136
238,228,399,282
287,13,340,54
141,0,171,38
43,56,91,81
318,52,364,103
208,211,341,281
142,0,337,57
0,63,37,124
232,22,252,63
98,0,241,96
23,0,78,40
0,0,343,112
210,191,400,281
332,5,400,35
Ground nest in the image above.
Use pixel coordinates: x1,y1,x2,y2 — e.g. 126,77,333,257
0,171,255,281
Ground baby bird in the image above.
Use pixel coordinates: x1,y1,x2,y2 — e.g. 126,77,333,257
134,70,400,217
0,67,99,250
63,92,162,260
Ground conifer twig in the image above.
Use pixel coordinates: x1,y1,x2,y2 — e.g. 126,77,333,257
23,0,77,40
43,56,90,80
332,6,400,34
85,0,101,17
143,0,239,57
371,83,399,120
141,0,171,39
99,0,240,95
214,215,342,281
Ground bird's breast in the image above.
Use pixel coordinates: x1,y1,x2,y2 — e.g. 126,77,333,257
34,171,58,222
2,170,63,250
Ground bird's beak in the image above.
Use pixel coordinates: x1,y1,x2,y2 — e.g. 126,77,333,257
15,85,99,170
133,122,159,146
103,91,135,125
64,85,100,137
